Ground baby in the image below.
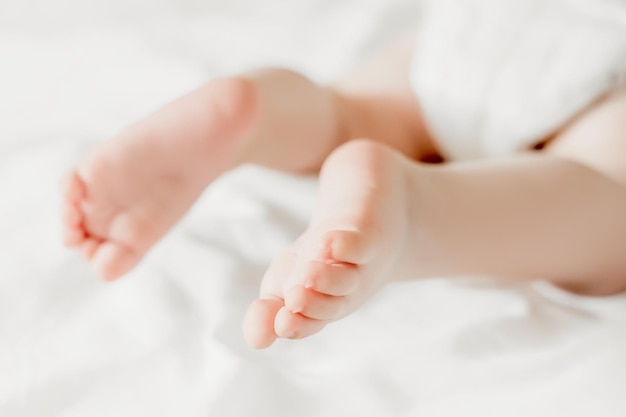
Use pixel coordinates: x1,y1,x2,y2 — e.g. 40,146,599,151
61,0,626,349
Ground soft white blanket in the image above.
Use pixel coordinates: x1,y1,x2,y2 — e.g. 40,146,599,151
1,1,626,416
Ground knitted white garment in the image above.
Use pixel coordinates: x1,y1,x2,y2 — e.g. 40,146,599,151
411,0,626,160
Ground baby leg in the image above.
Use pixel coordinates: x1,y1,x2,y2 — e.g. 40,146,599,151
244,91,626,348
61,71,340,280
61,28,433,281
243,140,415,348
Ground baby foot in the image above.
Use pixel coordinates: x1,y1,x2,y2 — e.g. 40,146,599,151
243,140,417,349
61,78,257,280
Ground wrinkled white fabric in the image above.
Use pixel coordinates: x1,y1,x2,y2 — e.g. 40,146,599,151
2,1,626,416
411,0,626,160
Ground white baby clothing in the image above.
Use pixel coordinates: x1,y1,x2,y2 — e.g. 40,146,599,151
411,0,626,161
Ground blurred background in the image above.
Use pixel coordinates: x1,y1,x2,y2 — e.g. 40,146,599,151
0,0,420,146
2,1,626,416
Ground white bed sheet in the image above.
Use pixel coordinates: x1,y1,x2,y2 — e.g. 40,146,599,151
1,0,626,415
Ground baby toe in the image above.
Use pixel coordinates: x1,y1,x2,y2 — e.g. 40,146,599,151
60,171,86,203
63,227,86,247
284,285,347,321
243,298,283,349
320,228,376,265
62,200,83,227
79,237,102,260
274,306,327,339
302,259,359,296
92,242,139,281
259,250,298,297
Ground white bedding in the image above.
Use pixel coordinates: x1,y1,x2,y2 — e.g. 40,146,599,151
1,0,626,415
